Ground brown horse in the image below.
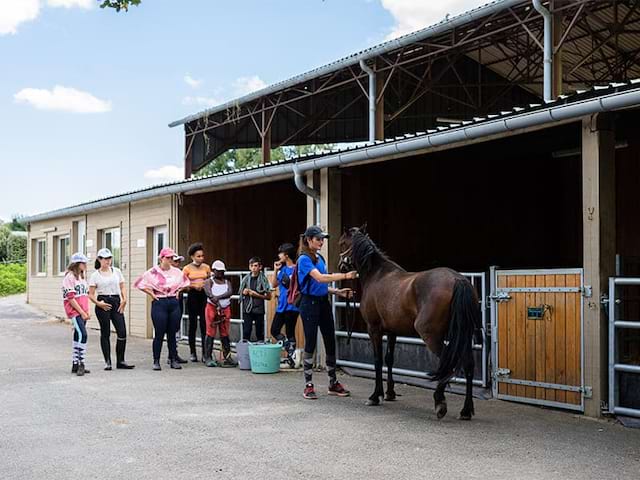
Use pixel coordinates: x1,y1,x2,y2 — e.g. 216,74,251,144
338,226,481,420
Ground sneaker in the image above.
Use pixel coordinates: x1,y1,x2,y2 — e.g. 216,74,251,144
221,357,237,368
175,355,188,364
170,360,182,370
328,382,350,397
206,359,218,367
303,383,318,400
104,362,112,371
71,363,78,373
153,362,161,371
77,363,86,376
189,354,198,362
116,362,135,369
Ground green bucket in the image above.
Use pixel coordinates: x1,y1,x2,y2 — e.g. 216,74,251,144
248,342,282,374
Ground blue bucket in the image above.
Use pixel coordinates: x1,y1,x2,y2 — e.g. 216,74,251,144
248,342,282,374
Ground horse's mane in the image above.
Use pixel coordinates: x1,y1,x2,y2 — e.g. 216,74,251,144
351,231,405,277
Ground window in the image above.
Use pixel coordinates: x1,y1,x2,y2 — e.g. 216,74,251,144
74,220,86,254
57,235,70,275
102,227,121,268
153,226,168,258
33,239,46,275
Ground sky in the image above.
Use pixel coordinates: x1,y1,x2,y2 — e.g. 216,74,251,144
0,0,486,221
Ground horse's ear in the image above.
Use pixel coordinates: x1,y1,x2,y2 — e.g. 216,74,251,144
360,222,368,234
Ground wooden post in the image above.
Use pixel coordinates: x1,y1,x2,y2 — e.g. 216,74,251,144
375,71,386,141
582,113,616,417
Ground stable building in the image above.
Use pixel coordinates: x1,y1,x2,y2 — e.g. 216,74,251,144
26,0,640,419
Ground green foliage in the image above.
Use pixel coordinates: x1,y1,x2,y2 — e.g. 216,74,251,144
0,263,26,297
99,0,141,12
0,223,26,263
9,215,26,232
195,144,335,177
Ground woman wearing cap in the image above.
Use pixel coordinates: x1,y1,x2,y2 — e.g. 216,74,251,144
62,252,91,376
88,248,134,371
203,260,234,367
297,226,357,399
182,242,211,362
134,247,190,370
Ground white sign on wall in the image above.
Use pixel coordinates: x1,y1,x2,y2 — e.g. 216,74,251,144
137,239,146,248
86,239,94,248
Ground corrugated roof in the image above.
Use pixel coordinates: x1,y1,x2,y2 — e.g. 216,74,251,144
26,78,640,223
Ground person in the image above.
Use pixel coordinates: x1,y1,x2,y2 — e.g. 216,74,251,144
134,247,190,371
239,257,271,342
182,243,211,362
169,253,188,364
203,260,235,367
296,226,357,400
62,252,91,376
88,248,134,371
269,243,299,367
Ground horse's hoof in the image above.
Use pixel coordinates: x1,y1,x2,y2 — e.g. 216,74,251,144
458,409,474,420
435,402,448,419
365,398,381,406
384,393,397,401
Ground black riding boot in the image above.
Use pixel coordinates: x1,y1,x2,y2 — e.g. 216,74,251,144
116,338,135,369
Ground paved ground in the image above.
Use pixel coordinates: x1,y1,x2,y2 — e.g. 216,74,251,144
1,295,639,480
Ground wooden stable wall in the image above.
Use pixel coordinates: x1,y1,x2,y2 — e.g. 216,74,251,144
178,180,307,270
341,123,584,273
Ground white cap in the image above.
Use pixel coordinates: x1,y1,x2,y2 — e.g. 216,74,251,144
97,248,113,258
172,254,185,262
70,252,88,264
211,260,226,271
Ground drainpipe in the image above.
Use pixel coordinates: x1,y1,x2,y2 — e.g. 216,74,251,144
533,0,553,102
293,163,320,225
359,59,376,142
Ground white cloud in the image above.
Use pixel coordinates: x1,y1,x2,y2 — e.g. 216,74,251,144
0,0,40,35
182,96,221,108
381,0,486,40
184,74,203,89
47,0,93,8
233,75,267,96
144,165,184,183
14,85,112,113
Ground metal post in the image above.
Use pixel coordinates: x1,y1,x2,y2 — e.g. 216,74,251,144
533,0,553,102
359,59,376,142
608,277,615,413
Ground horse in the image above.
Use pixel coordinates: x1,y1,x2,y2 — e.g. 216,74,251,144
338,226,481,420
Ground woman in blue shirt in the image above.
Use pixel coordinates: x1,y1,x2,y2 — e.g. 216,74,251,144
269,243,299,367
297,226,357,400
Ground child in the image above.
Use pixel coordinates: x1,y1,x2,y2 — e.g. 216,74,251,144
269,243,299,367
203,260,235,367
62,252,91,376
239,256,271,342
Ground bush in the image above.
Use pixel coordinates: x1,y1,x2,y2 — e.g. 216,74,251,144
0,263,26,297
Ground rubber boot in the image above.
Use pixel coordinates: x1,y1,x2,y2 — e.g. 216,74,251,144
205,336,218,367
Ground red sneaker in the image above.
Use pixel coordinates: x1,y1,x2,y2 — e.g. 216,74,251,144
303,383,318,400
328,382,350,397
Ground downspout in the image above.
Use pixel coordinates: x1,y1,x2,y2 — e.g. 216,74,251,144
293,163,320,225
359,59,376,142
533,0,553,102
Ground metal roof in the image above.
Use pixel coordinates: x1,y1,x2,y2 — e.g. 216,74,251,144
168,0,521,128
26,79,640,224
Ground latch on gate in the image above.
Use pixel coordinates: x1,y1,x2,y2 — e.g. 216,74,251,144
495,368,511,377
489,292,511,303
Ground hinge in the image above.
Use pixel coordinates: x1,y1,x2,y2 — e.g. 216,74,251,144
582,285,592,298
488,292,511,303
582,386,593,398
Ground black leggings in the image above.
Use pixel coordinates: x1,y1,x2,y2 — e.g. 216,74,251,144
151,297,181,362
299,295,337,385
270,310,298,341
187,290,207,355
95,295,127,364
243,312,265,342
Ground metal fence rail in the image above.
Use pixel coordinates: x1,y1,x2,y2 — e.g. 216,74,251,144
608,277,640,418
180,270,268,350
333,272,488,387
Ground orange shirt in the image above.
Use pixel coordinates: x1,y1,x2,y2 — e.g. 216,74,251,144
183,263,211,288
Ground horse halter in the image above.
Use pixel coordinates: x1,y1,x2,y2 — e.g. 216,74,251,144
338,246,354,272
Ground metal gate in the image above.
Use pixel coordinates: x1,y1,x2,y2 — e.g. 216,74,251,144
490,267,585,411
607,277,640,418
333,272,488,387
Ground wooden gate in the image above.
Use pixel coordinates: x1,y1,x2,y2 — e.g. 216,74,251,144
491,268,584,411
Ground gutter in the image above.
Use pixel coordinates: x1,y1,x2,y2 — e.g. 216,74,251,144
27,85,640,224
293,163,321,225
533,0,553,102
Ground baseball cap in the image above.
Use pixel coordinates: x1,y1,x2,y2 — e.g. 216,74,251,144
97,248,113,258
158,247,176,258
211,260,226,271
172,254,185,262
303,225,329,239
70,252,89,264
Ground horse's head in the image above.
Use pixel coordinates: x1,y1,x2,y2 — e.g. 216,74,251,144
338,224,367,273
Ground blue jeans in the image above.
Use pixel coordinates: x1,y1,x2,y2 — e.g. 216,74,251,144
151,297,180,362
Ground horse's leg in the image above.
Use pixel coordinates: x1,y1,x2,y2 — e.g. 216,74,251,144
434,381,448,420
459,353,475,420
366,330,384,406
384,334,397,401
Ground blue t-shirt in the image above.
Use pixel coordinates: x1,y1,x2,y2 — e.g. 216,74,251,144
276,265,299,313
297,254,329,297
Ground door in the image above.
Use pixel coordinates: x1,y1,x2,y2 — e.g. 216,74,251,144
491,268,584,411
152,226,168,259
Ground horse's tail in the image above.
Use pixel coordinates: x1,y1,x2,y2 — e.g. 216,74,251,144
431,279,481,383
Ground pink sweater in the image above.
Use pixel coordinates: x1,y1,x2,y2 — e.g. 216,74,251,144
134,266,190,298
62,272,89,319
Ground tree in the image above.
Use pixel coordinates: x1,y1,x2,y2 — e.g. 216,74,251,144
9,215,26,232
100,0,141,12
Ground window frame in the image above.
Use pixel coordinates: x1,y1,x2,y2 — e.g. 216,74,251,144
56,235,70,276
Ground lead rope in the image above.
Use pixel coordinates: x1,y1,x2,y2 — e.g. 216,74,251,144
345,278,356,345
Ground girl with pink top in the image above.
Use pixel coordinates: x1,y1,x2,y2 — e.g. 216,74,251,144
62,252,91,376
134,247,190,370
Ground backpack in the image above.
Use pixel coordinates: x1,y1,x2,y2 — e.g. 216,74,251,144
287,253,324,307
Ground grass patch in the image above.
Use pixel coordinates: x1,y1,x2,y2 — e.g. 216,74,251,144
0,263,26,297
